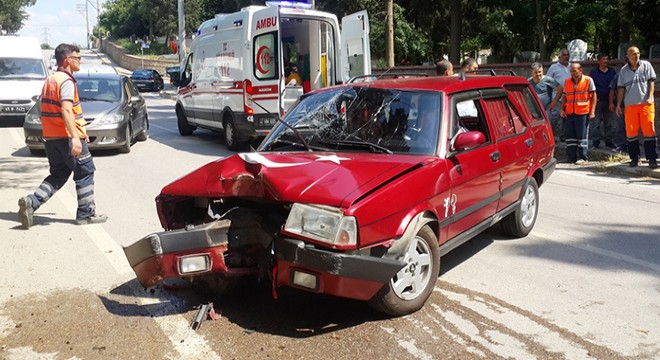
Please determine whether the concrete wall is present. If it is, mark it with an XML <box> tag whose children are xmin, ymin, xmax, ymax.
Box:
<box><xmin>101</xmin><ymin>40</ymin><xmax>178</xmax><ymax>75</ymax></box>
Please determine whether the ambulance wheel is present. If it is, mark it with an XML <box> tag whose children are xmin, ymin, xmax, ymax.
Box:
<box><xmin>176</xmin><ymin>106</ymin><xmax>196</xmax><ymax>136</ymax></box>
<box><xmin>223</xmin><ymin>118</ymin><xmax>244</xmax><ymax>151</ymax></box>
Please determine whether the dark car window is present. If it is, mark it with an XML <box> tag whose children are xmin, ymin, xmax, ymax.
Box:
<box><xmin>126</xmin><ymin>79</ymin><xmax>140</xmax><ymax>97</ymax></box>
<box><xmin>454</xmin><ymin>98</ymin><xmax>491</xmax><ymax>143</ymax></box>
<box><xmin>77</xmin><ymin>78</ymin><xmax>122</xmax><ymax>102</ymax></box>
<box><xmin>132</xmin><ymin>69</ymin><xmax>153</xmax><ymax>77</ymax></box>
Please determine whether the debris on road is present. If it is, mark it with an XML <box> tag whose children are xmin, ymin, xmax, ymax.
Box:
<box><xmin>190</xmin><ymin>303</ymin><xmax>219</xmax><ymax>330</ymax></box>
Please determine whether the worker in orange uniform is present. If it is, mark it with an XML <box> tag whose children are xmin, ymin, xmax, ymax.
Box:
<box><xmin>560</xmin><ymin>63</ymin><xmax>597</xmax><ymax>164</ymax></box>
<box><xmin>615</xmin><ymin>46</ymin><xmax>657</xmax><ymax>168</ymax></box>
<box><xmin>17</xmin><ymin>43</ymin><xmax>107</xmax><ymax>229</ymax></box>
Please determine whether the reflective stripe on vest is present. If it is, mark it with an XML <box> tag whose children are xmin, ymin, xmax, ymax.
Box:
<box><xmin>41</xmin><ymin>71</ymin><xmax>86</xmax><ymax>138</ymax></box>
<box><xmin>564</xmin><ymin>75</ymin><xmax>593</xmax><ymax>115</ymax></box>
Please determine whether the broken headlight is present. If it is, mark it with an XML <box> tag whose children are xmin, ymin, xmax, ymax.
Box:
<box><xmin>284</xmin><ymin>203</ymin><xmax>357</xmax><ymax>247</ymax></box>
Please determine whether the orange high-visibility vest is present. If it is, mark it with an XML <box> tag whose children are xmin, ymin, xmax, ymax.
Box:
<box><xmin>41</xmin><ymin>71</ymin><xmax>86</xmax><ymax>138</ymax></box>
<box><xmin>563</xmin><ymin>75</ymin><xmax>593</xmax><ymax>115</ymax></box>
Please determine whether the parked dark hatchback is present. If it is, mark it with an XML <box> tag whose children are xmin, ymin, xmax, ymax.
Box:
<box><xmin>24</xmin><ymin>73</ymin><xmax>149</xmax><ymax>154</ymax></box>
<box><xmin>130</xmin><ymin>68</ymin><xmax>164</xmax><ymax>92</ymax></box>
<box><xmin>122</xmin><ymin>72</ymin><xmax>556</xmax><ymax>316</ymax></box>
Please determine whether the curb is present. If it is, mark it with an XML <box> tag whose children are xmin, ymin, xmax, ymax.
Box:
<box><xmin>554</xmin><ymin>144</ymin><xmax>660</xmax><ymax>180</ymax></box>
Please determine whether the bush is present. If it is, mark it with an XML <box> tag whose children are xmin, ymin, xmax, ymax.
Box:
<box><xmin>115</xmin><ymin>38</ymin><xmax>173</xmax><ymax>56</ymax></box>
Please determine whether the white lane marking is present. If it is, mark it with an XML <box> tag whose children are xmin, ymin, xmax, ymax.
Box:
<box><xmin>434</xmin><ymin>290</ymin><xmax>595</xmax><ymax>359</ymax></box>
<box><xmin>4</xmin><ymin>347</ymin><xmax>58</xmax><ymax>360</ymax></box>
<box><xmin>553</xmin><ymin>168</ymin><xmax>660</xmax><ymax>189</ymax></box>
<box><xmin>430</xmin><ymin>304</ymin><xmax>535</xmax><ymax>359</ymax></box>
<box><xmin>380</xmin><ymin>326</ymin><xmax>433</xmax><ymax>360</ymax></box>
<box><xmin>533</xmin><ymin>231</ymin><xmax>660</xmax><ymax>273</ymax></box>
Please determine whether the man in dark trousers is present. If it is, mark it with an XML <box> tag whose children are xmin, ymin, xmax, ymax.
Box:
<box><xmin>588</xmin><ymin>53</ymin><xmax>617</xmax><ymax>148</ymax></box>
<box><xmin>560</xmin><ymin>63</ymin><xmax>597</xmax><ymax>164</ymax></box>
<box><xmin>17</xmin><ymin>43</ymin><xmax>107</xmax><ymax>229</ymax></box>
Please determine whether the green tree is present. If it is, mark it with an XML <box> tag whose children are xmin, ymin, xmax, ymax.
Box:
<box><xmin>0</xmin><ymin>0</ymin><xmax>36</xmax><ymax>34</ymax></box>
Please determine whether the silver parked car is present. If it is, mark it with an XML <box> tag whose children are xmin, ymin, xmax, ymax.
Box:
<box><xmin>24</xmin><ymin>73</ymin><xmax>149</xmax><ymax>154</ymax></box>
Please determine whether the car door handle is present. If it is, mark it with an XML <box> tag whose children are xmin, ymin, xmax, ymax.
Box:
<box><xmin>490</xmin><ymin>151</ymin><xmax>501</xmax><ymax>162</ymax></box>
<box><xmin>525</xmin><ymin>138</ymin><xmax>534</xmax><ymax>148</ymax></box>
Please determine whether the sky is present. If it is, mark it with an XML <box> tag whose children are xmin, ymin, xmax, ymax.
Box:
<box><xmin>17</xmin><ymin>0</ymin><xmax>108</xmax><ymax>49</ymax></box>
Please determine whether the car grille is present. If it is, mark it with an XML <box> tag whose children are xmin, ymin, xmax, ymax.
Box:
<box><xmin>0</xmin><ymin>99</ymin><xmax>32</xmax><ymax>105</ymax></box>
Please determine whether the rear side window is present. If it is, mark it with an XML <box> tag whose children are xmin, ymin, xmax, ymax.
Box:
<box><xmin>507</xmin><ymin>85</ymin><xmax>545</xmax><ymax>123</ymax></box>
<box><xmin>254</xmin><ymin>32</ymin><xmax>278</xmax><ymax>80</ymax></box>
<box><xmin>481</xmin><ymin>97</ymin><xmax>526</xmax><ymax>140</ymax></box>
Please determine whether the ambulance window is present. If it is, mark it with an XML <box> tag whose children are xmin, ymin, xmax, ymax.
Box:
<box><xmin>254</xmin><ymin>32</ymin><xmax>278</xmax><ymax>80</ymax></box>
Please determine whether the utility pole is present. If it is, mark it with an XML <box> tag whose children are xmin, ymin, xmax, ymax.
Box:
<box><xmin>41</xmin><ymin>27</ymin><xmax>51</xmax><ymax>47</ymax></box>
<box><xmin>97</xmin><ymin>0</ymin><xmax>101</xmax><ymax>49</ymax></box>
<box><xmin>387</xmin><ymin>0</ymin><xmax>394</xmax><ymax>67</ymax></box>
<box><xmin>178</xmin><ymin>0</ymin><xmax>186</xmax><ymax>68</ymax></box>
<box><xmin>76</xmin><ymin>2</ymin><xmax>90</xmax><ymax>49</ymax></box>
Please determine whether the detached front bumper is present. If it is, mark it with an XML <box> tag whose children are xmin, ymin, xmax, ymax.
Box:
<box><xmin>275</xmin><ymin>237</ymin><xmax>405</xmax><ymax>301</ymax></box>
<box><xmin>123</xmin><ymin>220</ymin><xmax>232</xmax><ymax>287</ymax></box>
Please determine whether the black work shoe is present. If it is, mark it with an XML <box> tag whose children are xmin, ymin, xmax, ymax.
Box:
<box><xmin>75</xmin><ymin>214</ymin><xmax>108</xmax><ymax>225</ymax></box>
<box><xmin>605</xmin><ymin>141</ymin><xmax>616</xmax><ymax>148</ymax></box>
<box><xmin>629</xmin><ymin>160</ymin><xmax>639</xmax><ymax>168</ymax></box>
<box><xmin>18</xmin><ymin>196</ymin><xmax>34</xmax><ymax>229</ymax></box>
<box><xmin>650</xmin><ymin>160</ymin><xmax>658</xmax><ymax>169</ymax></box>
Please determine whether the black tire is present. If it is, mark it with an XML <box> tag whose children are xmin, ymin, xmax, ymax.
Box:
<box><xmin>176</xmin><ymin>106</ymin><xmax>196</xmax><ymax>136</ymax></box>
<box><xmin>223</xmin><ymin>117</ymin><xmax>244</xmax><ymax>151</ymax></box>
<box><xmin>501</xmin><ymin>178</ymin><xmax>539</xmax><ymax>237</ymax></box>
<box><xmin>368</xmin><ymin>225</ymin><xmax>440</xmax><ymax>316</ymax></box>
<box><xmin>136</xmin><ymin>116</ymin><xmax>149</xmax><ymax>141</ymax></box>
<box><xmin>28</xmin><ymin>148</ymin><xmax>44</xmax><ymax>155</ymax></box>
<box><xmin>118</xmin><ymin>125</ymin><xmax>132</xmax><ymax>153</ymax></box>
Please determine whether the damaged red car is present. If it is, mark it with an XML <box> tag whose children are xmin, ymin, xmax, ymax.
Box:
<box><xmin>123</xmin><ymin>73</ymin><xmax>556</xmax><ymax>316</ymax></box>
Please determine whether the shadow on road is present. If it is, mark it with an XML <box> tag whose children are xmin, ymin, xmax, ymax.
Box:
<box><xmin>101</xmin><ymin>277</ymin><xmax>387</xmax><ymax>338</ymax></box>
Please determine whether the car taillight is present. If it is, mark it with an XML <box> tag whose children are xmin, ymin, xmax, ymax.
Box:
<box><xmin>243</xmin><ymin>79</ymin><xmax>253</xmax><ymax>115</ymax></box>
<box><xmin>149</xmin><ymin>77</ymin><xmax>155</xmax><ymax>82</ymax></box>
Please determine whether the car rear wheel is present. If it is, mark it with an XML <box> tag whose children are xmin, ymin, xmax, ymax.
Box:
<box><xmin>136</xmin><ymin>116</ymin><xmax>149</xmax><ymax>141</ymax></box>
<box><xmin>28</xmin><ymin>148</ymin><xmax>44</xmax><ymax>156</ymax></box>
<box><xmin>118</xmin><ymin>125</ymin><xmax>132</xmax><ymax>153</ymax></box>
<box><xmin>176</xmin><ymin>106</ymin><xmax>196</xmax><ymax>136</ymax></box>
<box><xmin>369</xmin><ymin>225</ymin><xmax>440</xmax><ymax>316</ymax></box>
<box><xmin>501</xmin><ymin>178</ymin><xmax>539</xmax><ymax>237</ymax></box>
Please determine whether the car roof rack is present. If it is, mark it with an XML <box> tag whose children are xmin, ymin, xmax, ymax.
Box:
<box><xmin>347</xmin><ymin>73</ymin><xmax>429</xmax><ymax>84</ymax></box>
<box><xmin>459</xmin><ymin>69</ymin><xmax>517</xmax><ymax>80</ymax></box>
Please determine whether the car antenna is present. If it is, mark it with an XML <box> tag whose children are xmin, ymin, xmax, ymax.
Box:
<box><xmin>248</xmin><ymin>98</ymin><xmax>312</xmax><ymax>152</ymax></box>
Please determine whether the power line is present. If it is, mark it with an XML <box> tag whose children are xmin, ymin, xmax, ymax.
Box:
<box><xmin>41</xmin><ymin>27</ymin><xmax>50</xmax><ymax>45</ymax></box>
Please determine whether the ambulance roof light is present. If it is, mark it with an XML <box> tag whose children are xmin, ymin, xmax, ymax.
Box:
<box><xmin>265</xmin><ymin>1</ymin><xmax>314</xmax><ymax>10</ymax></box>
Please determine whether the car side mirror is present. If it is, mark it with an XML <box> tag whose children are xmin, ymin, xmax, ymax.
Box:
<box><xmin>130</xmin><ymin>95</ymin><xmax>142</xmax><ymax>103</ymax></box>
<box><xmin>452</xmin><ymin>130</ymin><xmax>486</xmax><ymax>151</ymax></box>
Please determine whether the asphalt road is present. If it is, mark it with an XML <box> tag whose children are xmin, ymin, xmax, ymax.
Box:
<box><xmin>1</xmin><ymin>79</ymin><xmax>659</xmax><ymax>359</ymax></box>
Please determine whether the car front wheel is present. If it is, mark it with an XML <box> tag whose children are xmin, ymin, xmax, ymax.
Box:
<box><xmin>369</xmin><ymin>225</ymin><xmax>440</xmax><ymax>316</ymax></box>
<box><xmin>118</xmin><ymin>125</ymin><xmax>132</xmax><ymax>153</ymax></box>
<box><xmin>501</xmin><ymin>178</ymin><xmax>539</xmax><ymax>237</ymax></box>
<box><xmin>136</xmin><ymin>116</ymin><xmax>149</xmax><ymax>141</ymax></box>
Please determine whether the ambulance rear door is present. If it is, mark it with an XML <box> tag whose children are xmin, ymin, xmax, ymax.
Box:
<box><xmin>249</xmin><ymin>5</ymin><xmax>281</xmax><ymax>122</ymax></box>
<box><xmin>340</xmin><ymin>10</ymin><xmax>371</xmax><ymax>84</ymax></box>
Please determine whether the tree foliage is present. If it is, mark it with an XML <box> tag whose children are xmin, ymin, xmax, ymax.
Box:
<box><xmin>0</xmin><ymin>0</ymin><xmax>36</xmax><ymax>34</ymax></box>
<box><xmin>94</xmin><ymin>0</ymin><xmax>658</xmax><ymax>62</ymax></box>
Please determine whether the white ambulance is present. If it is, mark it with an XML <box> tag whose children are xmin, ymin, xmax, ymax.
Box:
<box><xmin>175</xmin><ymin>0</ymin><xmax>371</xmax><ymax>150</ymax></box>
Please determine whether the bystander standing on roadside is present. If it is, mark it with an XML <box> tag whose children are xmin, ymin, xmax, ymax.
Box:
<box><xmin>546</xmin><ymin>48</ymin><xmax>571</xmax><ymax>142</ymax></box>
<box><xmin>436</xmin><ymin>59</ymin><xmax>453</xmax><ymax>76</ymax></box>
<box><xmin>588</xmin><ymin>53</ymin><xmax>617</xmax><ymax>149</ymax></box>
<box><xmin>459</xmin><ymin>58</ymin><xmax>478</xmax><ymax>73</ymax></box>
<box><xmin>615</xmin><ymin>46</ymin><xmax>657</xmax><ymax>168</ymax></box>
<box><xmin>560</xmin><ymin>63</ymin><xmax>597</xmax><ymax>164</ymax></box>
<box><xmin>608</xmin><ymin>72</ymin><xmax>627</xmax><ymax>152</ymax></box>
<box><xmin>528</xmin><ymin>62</ymin><xmax>563</xmax><ymax>119</ymax></box>
<box><xmin>17</xmin><ymin>43</ymin><xmax>108</xmax><ymax>229</ymax></box>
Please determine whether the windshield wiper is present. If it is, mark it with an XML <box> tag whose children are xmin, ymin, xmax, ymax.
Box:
<box><xmin>262</xmin><ymin>138</ymin><xmax>327</xmax><ymax>151</ymax></box>
<box><xmin>327</xmin><ymin>140</ymin><xmax>393</xmax><ymax>154</ymax></box>
<box><xmin>248</xmin><ymin>98</ymin><xmax>312</xmax><ymax>152</ymax></box>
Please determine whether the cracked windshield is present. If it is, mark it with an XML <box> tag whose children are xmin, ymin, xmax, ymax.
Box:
<box><xmin>259</xmin><ymin>86</ymin><xmax>442</xmax><ymax>155</ymax></box>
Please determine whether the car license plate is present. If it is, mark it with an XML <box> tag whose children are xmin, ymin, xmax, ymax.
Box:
<box><xmin>258</xmin><ymin>118</ymin><xmax>277</xmax><ymax>127</ymax></box>
<box><xmin>1</xmin><ymin>106</ymin><xmax>28</xmax><ymax>113</ymax></box>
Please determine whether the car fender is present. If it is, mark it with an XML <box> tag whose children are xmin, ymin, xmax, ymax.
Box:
<box><xmin>384</xmin><ymin>210</ymin><xmax>438</xmax><ymax>260</ymax></box>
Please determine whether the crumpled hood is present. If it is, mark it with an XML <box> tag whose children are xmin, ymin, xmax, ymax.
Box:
<box><xmin>0</xmin><ymin>79</ymin><xmax>43</xmax><ymax>101</ymax></box>
<box><xmin>161</xmin><ymin>152</ymin><xmax>435</xmax><ymax>208</ymax></box>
